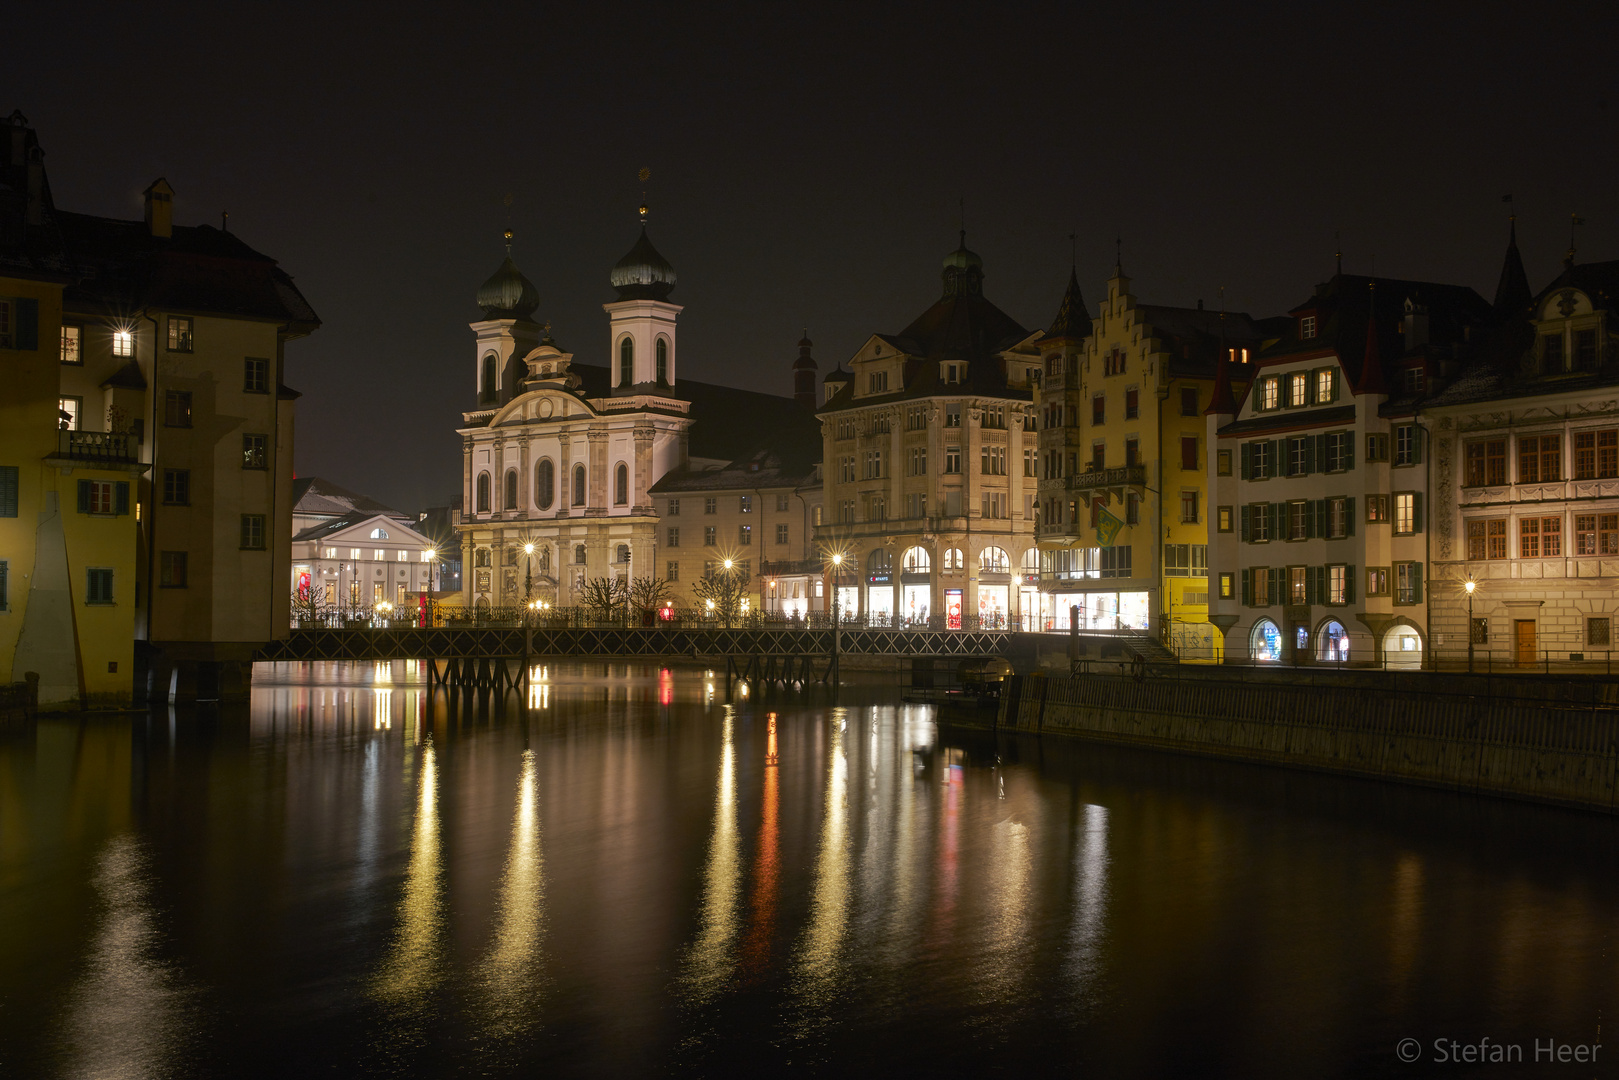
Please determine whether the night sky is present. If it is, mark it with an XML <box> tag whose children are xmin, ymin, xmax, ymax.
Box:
<box><xmin>11</xmin><ymin>4</ymin><xmax>1617</xmax><ymax>514</ymax></box>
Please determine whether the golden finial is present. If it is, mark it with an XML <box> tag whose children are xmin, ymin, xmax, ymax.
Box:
<box><xmin>503</xmin><ymin>228</ymin><xmax>513</xmax><ymax>253</ymax></box>
<box><xmin>638</xmin><ymin>167</ymin><xmax>651</xmax><ymax>223</ymax></box>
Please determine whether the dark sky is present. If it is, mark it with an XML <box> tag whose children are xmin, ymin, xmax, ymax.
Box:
<box><xmin>10</xmin><ymin>3</ymin><xmax>1617</xmax><ymax>513</ymax></box>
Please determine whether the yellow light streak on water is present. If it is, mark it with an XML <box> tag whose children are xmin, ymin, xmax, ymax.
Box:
<box><xmin>373</xmin><ymin>739</ymin><xmax>442</xmax><ymax>1003</ymax></box>
<box><xmin>794</xmin><ymin>707</ymin><xmax>849</xmax><ymax>1006</ymax></box>
<box><xmin>479</xmin><ymin>749</ymin><xmax>546</xmax><ymax>1034</ymax></box>
<box><xmin>683</xmin><ymin>707</ymin><xmax>740</xmax><ymax>1000</ymax></box>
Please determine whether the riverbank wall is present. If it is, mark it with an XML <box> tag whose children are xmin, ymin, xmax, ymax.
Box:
<box><xmin>998</xmin><ymin>667</ymin><xmax>1619</xmax><ymax>814</ymax></box>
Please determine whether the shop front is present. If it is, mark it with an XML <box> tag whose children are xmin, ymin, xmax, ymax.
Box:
<box><xmin>1040</xmin><ymin>589</ymin><xmax>1151</xmax><ymax>631</ymax></box>
<box><xmin>944</xmin><ymin>588</ymin><xmax>964</xmax><ymax>629</ymax></box>
<box><xmin>900</xmin><ymin>577</ymin><xmax>931</xmax><ymax>626</ymax></box>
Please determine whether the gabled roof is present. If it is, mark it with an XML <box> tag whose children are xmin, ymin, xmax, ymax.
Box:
<box><xmin>293</xmin><ymin>476</ymin><xmax>412</xmax><ymax>522</ymax></box>
<box><xmin>1046</xmin><ymin>269</ymin><xmax>1090</xmax><ymax>341</ymax></box>
<box><xmin>649</xmin><ymin>446</ymin><xmax>819</xmax><ymax>495</ymax></box>
<box><xmin>293</xmin><ymin>510</ymin><xmax>434</xmax><ymax>546</ymax></box>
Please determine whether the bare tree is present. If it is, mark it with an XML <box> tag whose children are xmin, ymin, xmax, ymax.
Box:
<box><xmin>692</xmin><ymin>566</ymin><xmax>752</xmax><ymax>627</ymax></box>
<box><xmin>628</xmin><ymin>575</ymin><xmax>675</xmax><ymax>623</ymax></box>
<box><xmin>291</xmin><ymin>587</ymin><xmax>335</xmax><ymax>629</ymax></box>
<box><xmin>579</xmin><ymin>576</ymin><xmax>628</xmax><ymax>621</ymax></box>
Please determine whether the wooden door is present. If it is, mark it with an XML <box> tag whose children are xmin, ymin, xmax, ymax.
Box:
<box><xmin>1514</xmin><ymin>620</ymin><xmax>1537</xmax><ymax>666</ymax></box>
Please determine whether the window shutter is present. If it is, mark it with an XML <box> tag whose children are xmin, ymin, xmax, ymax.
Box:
<box><xmin>1303</xmin><ymin>435</ymin><xmax>1317</xmax><ymax>475</ymax></box>
<box><xmin>1241</xmin><ymin>442</ymin><xmax>1252</xmax><ymax>480</ymax></box>
<box><xmin>1241</xmin><ymin>568</ymin><xmax>1252</xmax><ymax>606</ymax></box>
<box><xmin>77</xmin><ymin>479</ymin><xmax>90</xmax><ymax>513</ymax></box>
<box><xmin>1267</xmin><ymin>502</ymin><xmax>1279</xmax><ymax>538</ymax></box>
<box><xmin>1412</xmin><ymin>427</ymin><xmax>1424</xmax><ymax>464</ymax></box>
<box><xmin>1240</xmin><ymin>504</ymin><xmax>1252</xmax><ymax>541</ymax></box>
<box><xmin>0</xmin><ymin>465</ymin><xmax>17</xmax><ymax>517</ymax></box>
<box><xmin>1413</xmin><ymin>492</ymin><xmax>1424</xmax><ymax>533</ymax></box>
<box><xmin>1343</xmin><ymin>434</ymin><xmax>1355</xmax><ymax>470</ymax></box>
<box><xmin>1273</xmin><ymin>439</ymin><xmax>1287</xmax><ymax>476</ymax></box>
<box><xmin>1330</xmin><ymin>370</ymin><xmax>1340</xmax><ymax>402</ymax></box>
<box><xmin>1411</xmin><ymin>563</ymin><xmax>1423</xmax><ymax>603</ymax></box>
<box><xmin>1268</xmin><ymin>567</ymin><xmax>1282</xmax><ymax>605</ymax></box>
<box><xmin>16</xmin><ymin>298</ymin><xmax>38</xmax><ymax>350</ymax></box>
<box><xmin>1345</xmin><ymin>496</ymin><xmax>1356</xmax><ymax>536</ymax></box>
<box><xmin>1345</xmin><ymin>564</ymin><xmax>1357</xmax><ymax>604</ymax></box>
<box><xmin>1312</xmin><ymin>500</ymin><xmax>1325</xmax><ymax>539</ymax></box>
<box><xmin>114</xmin><ymin>481</ymin><xmax>129</xmax><ymax>515</ymax></box>
<box><xmin>1305</xmin><ymin>565</ymin><xmax>1318</xmax><ymax>606</ymax></box>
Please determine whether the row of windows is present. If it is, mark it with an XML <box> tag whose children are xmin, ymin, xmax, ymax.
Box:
<box><xmin>1233</xmin><ymin>562</ymin><xmax>1420</xmax><ymax>606</ymax></box>
<box><xmin>1254</xmin><ymin>369</ymin><xmax>1339</xmax><ymax>412</ymax></box>
<box><xmin>1463</xmin><ymin>431</ymin><xmax>1619</xmax><ymax>486</ymax></box>
<box><xmin>834</xmin><ymin>401</ymin><xmax>1029</xmax><ymax>438</ymax></box>
<box><xmin>615</xmin><ymin>336</ymin><xmax>671</xmax><ymax>386</ymax></box>
<box><xmin>1237</xmin><ymin>494</ymin><xmax>1415</xmax><ymax>540</ymax></box>
<box><xmin>665</xmin><ymin>495</ymin><xmax>792</xmax><ymax>515</ymax></box>
<box><xmin>475</xmin><ymin>462</ymin><xmax>630</xmax><ymax>514</ymax></box>
<box><xmin>319</xmin><ymin>546</ymin><xmax>435</xmax><ymax>562</ymax></box>
<box><xmin>1465</xmin><ymin>514</ymin><xmax>1619</xmax><ymax>559</ymax></box>
<box><xmin>666</xmin><ymin>524</ymin><xmax>792</xmax><ymax>547</ymax></box>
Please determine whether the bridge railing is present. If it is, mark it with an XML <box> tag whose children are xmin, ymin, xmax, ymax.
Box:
<box><xmin>294</xmin><ymin>605</ymin><xmax>1014</xmax><ymax>633</ymax></box>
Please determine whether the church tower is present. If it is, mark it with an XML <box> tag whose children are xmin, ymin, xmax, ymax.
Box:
<box><xmin>603</xmin><ymin>205</ymin><xmax>681</xmax><ymax>393</ymax></box>
<box><xmin>470</xmin><ymin>230</ymin><xmax>541</xmax><ymax>406</ymax></box>
<box><xmin>792</xmin><ymin>331</ymin><xmax>817</xmax><ymax>408</ymax></box>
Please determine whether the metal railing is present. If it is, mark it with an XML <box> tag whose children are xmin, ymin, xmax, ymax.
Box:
<box><xmin>292</xmin><ymin>605</ymin><xmax>1015</xmax><ymax>633</ymax></box>
<box><xmin>56</xmin><ymin>429</ymin><xmax>139</xmax><ymax>464</ymax></box>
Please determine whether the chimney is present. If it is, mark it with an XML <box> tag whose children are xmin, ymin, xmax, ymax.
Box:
<box><xmin>144</xmin><ymin>178</ymin><xmax>174</xmax><ymax>239</ymax></box>
<box><xmin>1403</xmin><ymin>299</ymin><xmax>1429</xmax><ymax>350</ymax></box>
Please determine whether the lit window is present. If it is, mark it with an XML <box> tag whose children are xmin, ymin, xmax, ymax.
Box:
<box><xmin>1315</xmin><ymin>369</ymin><xmax>1334</xmax><ymax>403</ymax></box>
<box><xmin>1289</xmin><ymin>372</ymin><xmax>1308</xmax><ymax>407</ymax></box>
<box><xmin>113</xmin><ymin>329</ymin><xmax>134</xmax><ymax>357</ymax></box>
<box><xmin>167</xmin><ymin>316</ymin><xmax>194</xmax><ymax>352</ymax></box>
<box><xmin>61</xmin><ymin>325</ymin><xmax>82</xmax><ymax>365</ymax></box>
<box><xmin>1394</xmin><ymin>493</ymin><xmax>1416</xmax><ymax>534</ymax></box>
<box><xmin>1260</xmin><ymin>377</ymin><xmax>1279</xmax><ymax>410</ymax></box>
<box><xmin>57</xmin><ymin>396</ymin><xmax>81</xmax><ymax>430</ymax></box>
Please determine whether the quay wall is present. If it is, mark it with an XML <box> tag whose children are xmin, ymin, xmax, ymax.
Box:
<box><xmin>998</xmin><ymin>669</ymin><xmax>1619</xmax><ymax>814</ymax></box>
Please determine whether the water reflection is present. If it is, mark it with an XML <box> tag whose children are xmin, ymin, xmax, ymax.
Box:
<box><xmin>794</xmin><ymin>706</ymin><xmax>850</xmax><ymax>1007</ymax></box>
<box><xmin>684</xmin><ymin>707</ymin><xmax>741</xmax><ymax>1000</ymax></box>
<box><xmin>1066</xmin><ymin>802</ymin><xmax>1110</xmax><ymax>1002</ymax></box>
<box><xmin>479</xmin><ymin>749</ymin><xmax>547</xmax><ymax>1034</ymax></box>
<box><xmin>740</xmin><ymin>713</ymin><xmax>781</xmax><ymax>977</ymax></box>
<box><xmin>374</xmin><ymin>737</ymin><xmax>442</xmax><ymax>1003</ymax></box>
<box><xmin>66</xmin><ymin>835</ymin><xmax>187</xmax><ymax>1079</ymax></box>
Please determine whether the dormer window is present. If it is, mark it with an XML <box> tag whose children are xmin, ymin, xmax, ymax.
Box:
<box><xmin>868</xmin><ymin>371</ymin><xmax>888</xmax><ymax>393</ymax></box>
<box><xmin>942</xmin><ymin>362</ymin><xmax>961</xmax><ymax>384</ymax></box>
<box><xmin>1542</xmin><ymin>333</ymin><xmax>1565</xmax><ymax>373</ymax></box>
<box><xmin>1300</xmin><ymin>315</ymin><xmax>1317</xmax><ymax>339</ymax></box>
<box><xmin>1403</xmin><ymin>367</ymin><xmax>1425</xmax><ymax>394</ymax></box>
<box><xmin>1575</xmin><ymin>328</ymin><xmax>1599</xmax><ymax>371</ymax></box>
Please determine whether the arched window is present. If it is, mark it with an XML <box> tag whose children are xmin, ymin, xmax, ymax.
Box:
<box><xmin>474</xmin><ymin>548</ymin><xmax>491</xmax><ymax>568</ymax></box>
<box><xmin>615</xmin><ymin>463</ymin><xmax>628</xmax><ymax>505</ymax></box>
<box><xmin>574</xmin><ymin>544</ymin><xmax>587</xmax><ymax>565</ymax></box>
<box><xmin>1021</xmin><ymin>548</ymin><xmax>1040</xmax><ymax>573</ymax></box>
<box><xmin>535</xmin><ymin>459</ymin><xmax>555</xmax><ymax>510</ymax></box>
<box><xmin>868</xmin><ymin>548</ymin><xmax>892</xmax><ymax>572</ymax></box>
<box><xmin>943</xmin><ymin>547</ymin><xmax>963</xmax><ymax>571</ymax></box>
<box><xmin>979</xmin><ymin>547</ymin><xmax>1010</xmax><ymax>573</ymax></box>
<box><xmin>619</xmin><ymin>337</ymin><xmax>634</xmax><ymax>386</ymax></box>
<box><xmin>573</xmin><ymin>464</ymin><xmax>586</xmax><ymax>506</ymax></box>
<box><xmin>503</xmin><ymin>469</ymin><xmax>518</xmax><ymax>510</ymax></box>
<box><xmin>369</xmin><ymin>527</ymin><xmax>390</xmax><ymax>539</ymax></box>
<box><xmin>656</xmin><ymin>337</ymin><xmax>669</xmax><ymax>383</ymax></box>
<box><xmin>901</xmin><ymin>546</ymin><xmax>931</xmax><ymax>573</ymax></box>
<box><xmin>616</xmin><ymin>543</ymin><xmax>630</xmax><ymax>564</ymax></box>
<box><xmin>476</xmin><ymin>472</ymin><xmax>491</xmax><ymax>513</ymax></box>
<box><xmin>1251</xmin><ymin>619</ymin><xmax>1282</xmax><ymax>662</ymax></box>
<box><xmin>481</xmin><ymin>353</ymin><xmax>496</xmax><ymax>402</ymax></box>
<box><xmin>1318</xmin><ymin>620</ymin><xmax>1350</xmax><ymax>663</ymax></box>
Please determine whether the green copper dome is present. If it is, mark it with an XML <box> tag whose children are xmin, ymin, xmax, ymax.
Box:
<box><xmin>942</xmin><ymin>231</ymin><xmax>983</xmax><ymax>272</ymax></box>
<box><xmin>610</xmin><ymin>227</ymin><xmax>677</xmax><ymax>301</ymax></box>
<box><xmin>477</xmin><ymin>233</ymin><xmax>540</xmax><ymax>319</ymax></box>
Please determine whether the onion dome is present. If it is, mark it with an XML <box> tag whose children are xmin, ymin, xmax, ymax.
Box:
<box><xmin>610</xmin><ymin>226</ymin><xmax>677</xmax><ymax>300</ymax></box>
<box><xmin>942</xmin><ymin>230</ymin><xmax>983</xmax><ymax>272</ymax></box>
<box><xmin>477</xmin><ymin>230</ymin><xmax>539</xmax><ymax>319</ymax></box>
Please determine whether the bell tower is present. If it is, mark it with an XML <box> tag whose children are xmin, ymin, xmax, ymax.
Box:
<box><xmin>471</xmin><ymin>230</ymin><xmax>541</xmax><ymax>406</ymax></box>
<box><xmin>604</xmin><ymin>203</ymin><xmax>681</xmax><ymax>393</ymax></box>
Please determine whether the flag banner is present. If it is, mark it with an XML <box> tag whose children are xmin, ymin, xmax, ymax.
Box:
<box><xmin>1097</xmin><ymin>506</ymin><xmax>1123</xmax><ymax>547</ymax></box>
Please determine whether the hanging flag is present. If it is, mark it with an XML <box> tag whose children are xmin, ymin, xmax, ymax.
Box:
<box><xmin>1096</xmin><ymin>505</ymin><xmax>1123</xmax><ymax>547</ymax></box>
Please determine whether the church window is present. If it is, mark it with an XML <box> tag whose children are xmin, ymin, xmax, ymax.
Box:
<box><xmin>476</xmin><ymin>472</ymin><xmax>491</xmax><ymax>513</ymax></box>
<box><xmin>481</xmin><ymin>354</ymin><xmax>497</xmax><ymax>403</ymax></box>
<box><xmin>615</xmin><ymin>463</ymin><xmax>628</xmax><ymax>505</ymax></box>
<box><xmin>536</xmin><ymin>459</ymin><xmax>555</xmax><ymax>510</ymax></box>
<box><xmin>619</xmin><ymin>337</ymin><xmax>634</xmax><ymax>386</ymax></box>
<box><xmin>573</xmin><ymin>464</ymin><xmax>586</xmax><ymax>506</ymax></box>
<box><xmin>504</xmin><ymin>469</ymin><xmax>518</xmax><ymax>510</ymax></box>
<box><xmin>475</xmin><ymin>549</ymin><xmax>491</xmax><ymax>568</ymax></box>
<box><xmin>575</xmin><ymin>544</ymin><xmax>587</xmax><ymax>564</ymax></box>
<box><xmin>656</xmin><ymin>337</ymin><xmax>669</xmax><ymax>383</ymax></box>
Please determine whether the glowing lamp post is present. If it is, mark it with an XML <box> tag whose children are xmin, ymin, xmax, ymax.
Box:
<box><xmin>830</xmin><ymin>552</ymin><xmax>843</xmax><ymax>631</ymax></box>
<box><xmin>1465</xmin><ymin>578</ymin><xmax>1476</xmax><ymax>673</ymax></box>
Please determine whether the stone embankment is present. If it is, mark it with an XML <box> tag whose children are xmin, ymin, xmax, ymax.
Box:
<box><xmin>997</xmin><ymin>666</ymin><xmax>1619</xmax><ymax>813</ymax></box>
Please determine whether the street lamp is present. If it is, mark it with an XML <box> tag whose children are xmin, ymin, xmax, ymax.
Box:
<box><xmin>1465</xmin><ymin>578</ymin><xmax>1477</xmax><ymax>673</ymax></box>
<box><xmin>523</xmin><ymin>542</ymin><xmax>536</xmax><ymax>605</ymax></box>
<box><xmin>830</xmin><ymin>552</ymin><xmax>844</xmax><ymax>631</ymax></box>
<box><xmin>422</xmin><ymin>546</ymin><xmax>438</xmax><ymax>627</ymax></box>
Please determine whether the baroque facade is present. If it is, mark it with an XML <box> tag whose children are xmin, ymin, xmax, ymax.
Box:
<box><xmin>815</xmin><ymin>236</ymin><xmax>1041</xmax><ymax>628</ymax></box>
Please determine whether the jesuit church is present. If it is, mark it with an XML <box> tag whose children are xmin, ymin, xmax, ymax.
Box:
<box><xmin>453</xmin><ymin>211</ymin><xmax>819</xmax><ymax>611</ymax></box>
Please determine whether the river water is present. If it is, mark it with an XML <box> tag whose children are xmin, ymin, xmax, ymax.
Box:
<box><xmin>2</xmin><ymin>661</ymin><xmax>1616</xmax><ymax>1078</ymax></box>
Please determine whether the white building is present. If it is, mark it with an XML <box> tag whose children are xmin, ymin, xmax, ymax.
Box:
<box><xmin>291</xmin><ymin>510</ymin><xmax>438</xmax><ymax>618</ymax></box>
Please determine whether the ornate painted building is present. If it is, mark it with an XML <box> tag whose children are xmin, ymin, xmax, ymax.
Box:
<box><xmin>815</xmin><ymin>236</ymin><xmax>1042</xmax><ymax>628</ymax></box>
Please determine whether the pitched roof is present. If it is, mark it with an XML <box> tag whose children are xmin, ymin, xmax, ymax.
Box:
<box><xmin>292</xmin><ymin>509</ymin><xmax>433</xmax><ymax>544</ymax></box>
<box><xmin>293</xmin><ymin>476</ymin><xmax>412</xmax><ymax>522</ymax></box>
<box><xmin>1046</xmin><ymin>269</ymin><xmax>1090</xmax><ymax>340</ymax></box>
<box><xmin>1493</xmin><ymin>219</ymin><xmax>1533</xmax><ymax>318</ymax></box>
<box><xmin>649</xmin><ymin>446</ymin><xmax>818</xmax><ymax>495</ymax></box>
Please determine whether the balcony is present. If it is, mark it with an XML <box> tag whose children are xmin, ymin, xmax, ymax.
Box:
<box><xmin>53</xmin><ymin>430</ymin><xmax>141</xmax><ymax>466</ymax></box>
<box><xmin>1066</xmin><ymin>464</ymin><xmax>1146</xmax><ymax>492</ymax></box>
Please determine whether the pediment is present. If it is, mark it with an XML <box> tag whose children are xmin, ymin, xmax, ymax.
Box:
<box><xmin>490</xmin><ymin>388</ymin><xmax>596</xmax><ymax>425</ymax></box>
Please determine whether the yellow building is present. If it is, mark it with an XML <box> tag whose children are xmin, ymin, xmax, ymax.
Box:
<box><xmin>1034</xmin><ymin>261</ymin><xmax>1270</xmax><ymax>658</ymax></box>
<box><xmin>2</xmin><ymin>117</ymin><xmax>142</xmax><ymax>707</ymax></box>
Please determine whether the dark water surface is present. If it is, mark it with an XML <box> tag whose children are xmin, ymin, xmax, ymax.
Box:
<box><xmin>3</xmin><ymin>662</ymin><xmax>1617</xmax><ymax>1078</ymax></box>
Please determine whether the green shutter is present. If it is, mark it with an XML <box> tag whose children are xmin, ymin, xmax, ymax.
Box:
<box><xmin>1411</xmin><ymin>563</ymin><xmax>1423</xmax><ymax>603</ymax></box>
<box><xmin>1268</xmin><ymin>567</ymin><xmax>1282</xmax><ymax>606</ymax></box>
<box><xmin>16</xmin><ymin>298</ymin><xmax>38</xmax><ymax>350</ymax></box>
<box><xmin>115</xmin><ymin>481</ymin><xmax>129</xmax><ymax>515</ymax></box>
<box><xmin>77</xmin><ymin>479</ymin><xmax>90</xmax><ymax>513</ymax></box>
<box><xmin>1240</xmin><ymin>504</ymin><xmax>1252</xmax><ymax>541</ymax></box>
<box><xmin>1267</xmin><ymin>502</ymin><xmax>1279</xmax><ymax>539</ymax></box>
<box><xmin>1343</xmin><ymin>433</ymin><xmax>1355</xmax><ymax>470</ymax></box>
<box><xmin>1303</xmin><ymin>435</ymin><xmax>1317</xmax><ymax>475</ymax></box>
<box><xmin>1345</xmin><ymin>496</ymin><xmax>1356</xmax><ymax>537</ymax></box>
<box><xmin>1413</xmin><ymin>492</ymin><xmax>1424</xmax><ymax>533</ymax></box>
<box><xmin>1330</xmin><ymin>370</ymin><xmax>1340</xmax><ymax>402</ymax></box>
<box><xmin>1273</xmin><ymin>439</ymin><xmax>1287</xmax><ymax>476</ymax></box>
<box><xmin>1412</xmin><ymin>426</ymin><xmax>1424</xmax><ymax>464</ymax></box>
<box><xmin>0</xmin><ymin>465</ymin><xmax>17</xmax><ymax>517</ymax></box>
<box><xmin>1241</xmin><ymin>568</ymin><xmax>1252</xmax><ymax>606</ymax></box>
<box><xmin>1240</xmin><ymin>442</ymin><xmax>1252</xmax><ymax>480</ymax></box>
<box><xmin>1345</xmin><ymin>564</ymin><xmax>1357</xmax><ymax>604</ymax></box>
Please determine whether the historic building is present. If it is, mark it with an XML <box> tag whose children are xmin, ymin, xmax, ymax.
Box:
<box><xmin>1034</xmin><ymin>260</ymin><xmax>1271</xmax><ymax>655</ymax></box>
<box><xmin>291</xmin><ymin>509</ymin><xmax>438</xmax><ymax>619</ymax></box>
<box><xmin>453</xmin><ymin>218</ymin><xmax>819</xmax><ymax>612</ymax></box>
<box><xmin>1</xmin><ymin>110</ymin><xmax>317</xmax><ymax>706</ymax></box>
<box><xmin>291</xmin><ymin>475</ymin><xmax>413</xmax><ymax>537</ymax></box>
<box><xmin>1425</xmin><ymin>243</ymin><xmax>1619</xmax><ymax>665</ymax></box>
<box><xmin>1207</xmin><ymin>270</ymin><xmax>1492</xmax><ymax>666</ymax></box>
<box><xmin>815</xmin><ymin>236</ymin><xmax>1042</xmax><ymax>628</ymax></box>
